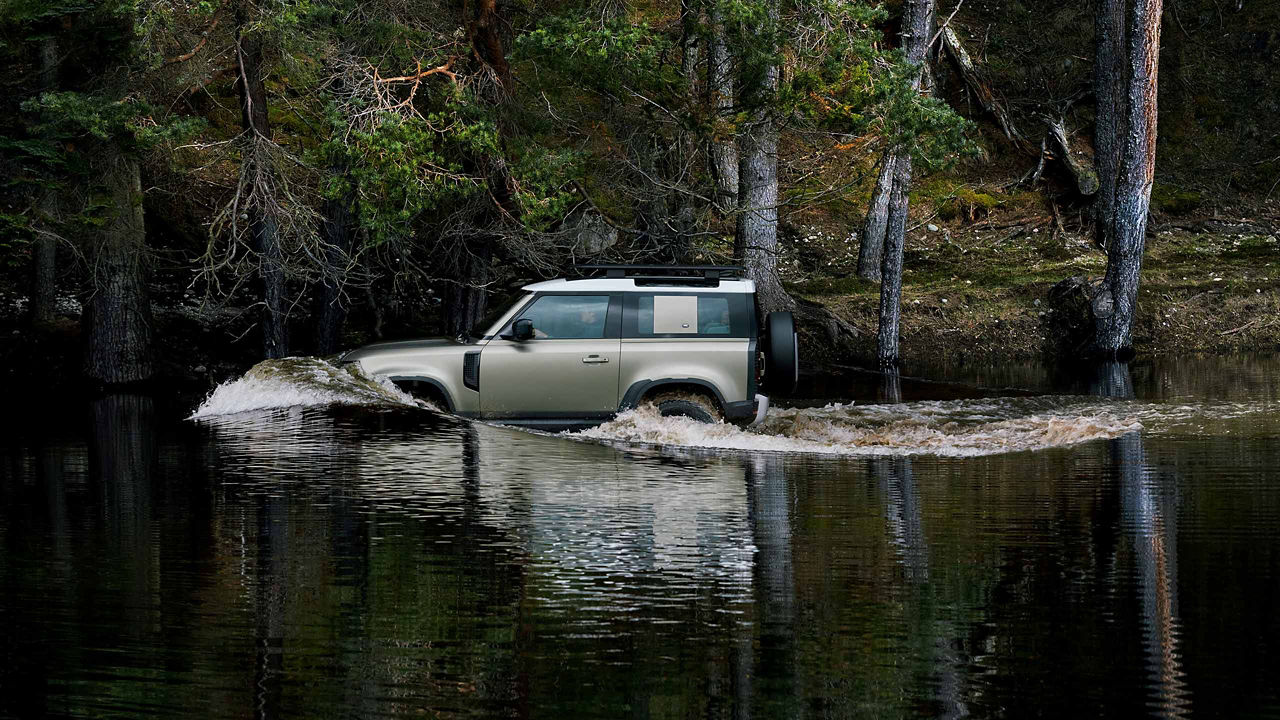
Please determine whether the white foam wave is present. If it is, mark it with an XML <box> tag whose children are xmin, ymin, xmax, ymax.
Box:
<box><xmin>574</xmin><ymin>398</ymin><xmax>1146</xmax><ymax>457</ymax></box>
<box><xmin>189</xmin><ymin>357</ymin><xmax>420</xmax><ymax>420</ymax></box>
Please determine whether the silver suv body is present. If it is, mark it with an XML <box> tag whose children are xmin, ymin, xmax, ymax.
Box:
<box><xmin>340</xmin><ymin>266</ymin><xmax>791</xmax><ymax>427</ymax></box>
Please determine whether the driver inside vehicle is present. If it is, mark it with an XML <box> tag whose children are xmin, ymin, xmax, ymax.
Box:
<box><xmin>525</xmin><ymin>297</ymin><xmax>608</xmax><ymax>339</ymax></box>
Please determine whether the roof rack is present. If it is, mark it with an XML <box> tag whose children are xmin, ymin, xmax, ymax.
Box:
<box><xmin>575</xmin><ymin>264</ymin><xmax>747</xmax><ymax>283</ymax></box>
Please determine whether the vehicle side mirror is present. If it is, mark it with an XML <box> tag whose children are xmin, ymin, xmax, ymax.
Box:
<box><xmin>511</xmin><ymin>318</ymin><xmax>534</xmax><ymax>341</ymax></box>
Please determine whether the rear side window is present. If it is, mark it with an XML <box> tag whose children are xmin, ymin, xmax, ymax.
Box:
<box><xmin>517</xmin><ymin>295</ymin><xmax>610</xmax><ymax>339</ymax></box>
<box><xmin>625</xmin><ymin>293</ymin><xmax>750</xmax><ymax>338</ymax></box>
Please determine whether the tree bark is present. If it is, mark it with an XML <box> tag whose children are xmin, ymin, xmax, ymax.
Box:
<box><xmin>876</xmin><ymin>154</ymin><xmax>912</xmax><ymax>367</ymax></box>
<box><xmin>236</xmin><ymin>3</ymin><xmax>288</xmax><ymax>358</ymax></box>
<box><xmin>708</xmin><ymin>1</ymin><xmax>738</xmax><ymax>211</ymax></box>
<box><xmin>84</xmin><ymin>146</ymin><xmax>154</xmax><ymax>384</ymax></box>
<box><xmin>1092</xmin><ymin>0</ymin><xmax>1162</xmax><ymax>356</ymax></box>
<box><xmin>874</xmin><ymin>0</ymin><xmax>934</xmax><ymax>366</ymax></box>
<box><xmin>312</xmin><ymin>182</ymin><xmax>353</xmax><ymax>355</ymax></box>
<box><xmin>856</xmin><ymin>152</ymin><xmax>896</xmax><ymax>282</ymax></box>
<box><xmin>29</xmin><ymin>35</ymin><xmax>60</xmax><ymax>328</ymax></box>
<box><xmin>734</xmin><ymin>0</ymin><xmax>792</xmax><ymax>314</ymax></box>
<box><xmin>465</xmin><ymin>0</ymin><xmax>514</xmax><ymax>97</ymax></box>
<box><xmin>1093</xmin><ymin>0</ymin><xmax>1128</xmax><ymax>248</ymax></box>
<box><xmin>443</xmin><ymin>241</ymin><xmax>492</xmax><ymax>337</ymax></box>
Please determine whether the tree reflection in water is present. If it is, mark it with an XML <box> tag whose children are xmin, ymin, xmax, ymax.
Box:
<box><xmin>870</xmin><ymin>368</ymin><xmax>967</xmax><ymax>718</ymax></box>
<box><xmin>1093</xmin><ymin>361</ymin><xmax>1190</xmax><ymax>718</ymax></box>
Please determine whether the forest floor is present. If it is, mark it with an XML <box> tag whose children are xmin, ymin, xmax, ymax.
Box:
<box><xmin>785</xmin><ymin>204</ymin><xmax>1280</xmax><ymax>367</ymax></box>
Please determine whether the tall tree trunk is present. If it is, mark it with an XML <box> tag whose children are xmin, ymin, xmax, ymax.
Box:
<box><xmin>876</xmin><ymin>155</ymin><xmax>912</xmax><ymax>366</ymax></box>
<box><xmin>1093</xmin><ymin>0</ymin><xmax>1128</xmax><ymax>248</ymax></box>
<box><xmin>874</xmin><ymin>0</ymin><xmax>934</xmax><ymax>366</ymax></box>
<box><xmin>856</xmin><ymin>152</ymin><xmax>896</xmax><ymax>282</ymax></box>
<box><xmin>29</xmin><ymin>35</ymin><xmax>59</xmax><ymax>328</ymax></box>
<box><xmin>708</xmin><ymin>1</ymin><xmax>738</xmax><ymax>211</ymax></box>
<box><xmin>1092</xmin><ymin>0</ymin><xmax>1162</xmax><ymax>356</ymax></box>
<box><xmin>669</xmin><ymin>0</ymin><xmax>701</xmax><ymax>263</ymax></box>
<box><xmin>84</xmin><ymin>146</ymin><xmax>153</xmax><ymax>383</ymax></box>
<box><xmin>236</xmin><ymin>3</ymin><xmax>288</xmax><ymax>358</ymax></box>
<box><xmin>312</xmin><ymin>182</ymin><xmax>353</xmax><ymax>355</ymax></box>
<box><xmin>444</xmin><ymin>241</ymin><xmax>492</xmax><ymax>337</ymax></box>
<box><xmin>734</xmin><ymin>0</ymin><xmax>793</xmax><ymax>314</ymax></box>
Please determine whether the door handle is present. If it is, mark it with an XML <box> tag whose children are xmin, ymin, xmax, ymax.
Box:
<box><xmin>581</xmin><ymin>355</ymin><xmax>610</xmax><ymax>364</ymax></box>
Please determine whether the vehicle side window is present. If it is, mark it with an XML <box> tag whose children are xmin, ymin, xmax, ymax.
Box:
<box><xmin>697</xmin><ymin>296</ymin><xmax>731</xmax><ymax>334</ymax></box>
<box><xmin>625</xmin><ymin>294</ymin><xmax>749</xmax><ymax>338</ymax></box>
<box><xmin>517</xmin><ymin>295</ymin><xmax>610</xmax><ymax>339</ymax></box>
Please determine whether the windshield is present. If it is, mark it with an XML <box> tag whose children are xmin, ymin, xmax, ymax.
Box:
<box><xmin>467</xmin><ymin>294</ymin><xmax>528</xmax><ymax>340</ymax></box>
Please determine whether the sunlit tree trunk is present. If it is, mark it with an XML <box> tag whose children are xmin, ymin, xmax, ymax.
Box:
<box><xmin>1092</xmin><ymin>0</ymin><xmax>1162</xmax><ymax>356</ymax></box>
<box><xmin>856</xmin><ymin>153</ymin><xmax>896</xmax><ymax>282</ymax></box>
<box><xmin>876</xmin><ymin>155</ymin><xmax>912</xmax><ymax>366</ymax></box>
<box><xmin>84</xmin><ymin>145</ymin><xmax>154</xmax><ymax>383</ymax></box>
<box><xmin>874</xmin><ymin>0</ymin><xmax>934</xmax><ymax>366</ymax></box>
<box><xmin>235</xmin><ymin>2</ymin><xmax>288</xmax><ymax>358</ymax></box>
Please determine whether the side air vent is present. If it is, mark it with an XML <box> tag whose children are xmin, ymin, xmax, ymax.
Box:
<box><xmin>463</xmin><ymin>351</ymin><xmax>481</xmax><ymax>391</ymax></box>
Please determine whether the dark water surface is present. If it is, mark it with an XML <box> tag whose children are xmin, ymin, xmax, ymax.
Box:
<box><xmin>3</xmin><ymin>356</ymin><xmax>1280</xmax><ymax>718</ymax></box>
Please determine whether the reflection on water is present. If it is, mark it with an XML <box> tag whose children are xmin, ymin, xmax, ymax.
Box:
<box><xmin>1094</xmin><ymin>362</ymin><xmax>1190</xmax><ymax>718</ymax></box>
<box><xmin>3</xmin><ymin>356</ymin><xmax>1280</xmax><ymax>717</ymax></box>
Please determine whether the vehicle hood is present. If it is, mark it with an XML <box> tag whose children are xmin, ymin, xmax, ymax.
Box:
<box><xmin>339</xmin><ymin>338</ymin><xmax>469</xmax><ymax>362</ymax></box>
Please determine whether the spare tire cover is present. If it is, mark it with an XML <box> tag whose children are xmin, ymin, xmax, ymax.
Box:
<box><xmin>764</xmin><ymin>311</ymin><xmax>798</xmax><ymax>394</ymax></box>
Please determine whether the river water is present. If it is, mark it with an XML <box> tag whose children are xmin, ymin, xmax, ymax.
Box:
<box><xmin>2</xmin><ymin>355</ymin><xmax>1279</xmax><ymax>718</ymax></box>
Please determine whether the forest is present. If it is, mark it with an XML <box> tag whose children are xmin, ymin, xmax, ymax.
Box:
<box><xmin>1</xmin><ymin>0</ymin><xmax>1277</xmax><ymax>386</ymax></box>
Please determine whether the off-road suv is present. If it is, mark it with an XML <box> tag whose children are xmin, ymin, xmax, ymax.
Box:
<box><xmin>338</xmin><ymin>265</ymin><xmax>797</xmax><ymax>427</ymax></box>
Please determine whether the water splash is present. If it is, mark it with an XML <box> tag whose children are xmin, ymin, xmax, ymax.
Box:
<box><xmin>189</xmin><ymin>357</ymin><xmax>420</xmax><ymax>420</ymax></box>
<box><xmin>575</xmin><ymin>397</ymin><xmax>1146</xmax><ymax>457</ymax></box>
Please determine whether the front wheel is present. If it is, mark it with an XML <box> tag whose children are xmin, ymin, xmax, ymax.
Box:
<box><xmin>646</xmin><ymin>391</ymin><xmax>724</xmax><ymax>424</ymax></box>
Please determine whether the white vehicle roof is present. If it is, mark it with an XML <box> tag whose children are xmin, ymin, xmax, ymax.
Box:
<box><xmin>522</xmin><ymin>277</ymin><xmax>756</xmax><ymax>294</ymax></box>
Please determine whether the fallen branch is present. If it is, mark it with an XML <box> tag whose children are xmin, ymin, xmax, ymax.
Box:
<box><xmin>163</xmin><ymin>18</ymin><xmax>219</xmax><ymax>66</ymax></box>
<box><xmin>1043</xmin><ymin>116</ymin><xmax>1099</xmax><ymax>196</ymax></box>
<box><xmin>941</xmin><ymin>25</ymin><xmax>1021</xmax><ymax>144</ymax></box>
<box><xmin>374</xmin><ymin>59</ymin><xmax>457</xmax><ymax>84</ymax></box>
<box><xmin>1219</xmin><ymin>316</ymin><xmax>1275</xmax><ymax>336</ymax></box>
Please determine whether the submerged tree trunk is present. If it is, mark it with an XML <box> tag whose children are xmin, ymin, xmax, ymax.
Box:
<box><xmin>876</xmin><ymin>154</ymin><xmax>912</xmax><ymax>366</ymax></box>
<box><xmin>1093</xmin><ymin>0</ymin><xmax>1128</xmax><ymax>248</ymax></box>
<box><xmin>856</xmin><ymin>153</ymin><xmax>896</xmax><ymax>282</ymax></box>
<box><xmin>30</xmin><ymin>35</ymin><xmax>60</xmax><ymax>328</ymax></box>
<box><xmin>236</xmin><ymin>3</ymin><xmax>288</xmax><ymax>359</ymax></box>
<box><xmin>708</xmin><ymin>1</ymin><xmax>738</xmax><ymax>211</ymax></box>
<box><xmin>874</xmin><ymin>0</ymin><xmax>934</xmax><ymax>366</ymax></box>
<box><xmin>1092</xmin><ymin>0</ymin><xmax>1163</xmax><ymax>356</ymax></box>
<box><xmin>84</xmin><ymin>146</ymin><xmax>153</xmax><ymax>384</ymax></box>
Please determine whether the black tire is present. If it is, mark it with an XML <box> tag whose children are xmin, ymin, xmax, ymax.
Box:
<box><xmin>763</xmin><ymin>311</ymin><xmax>798</xmax><ymax>394</ymax></box>
<box><xmin>647</xmin><ymin>391</ymin><xmax>723</xmax><ymax>423</ymax></box>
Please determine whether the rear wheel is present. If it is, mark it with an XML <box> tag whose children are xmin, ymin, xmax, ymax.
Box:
<box><xmin>646</xmin><ymin>391</ymin><xmax>723</xmax><ymax>424</ymax></box>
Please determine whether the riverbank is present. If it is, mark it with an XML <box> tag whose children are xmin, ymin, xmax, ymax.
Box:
<box><xmin>3</xmin><ymin>207</ymin><xmax>1278</xmax><ymax>389</ymax></box>
<box><xmin>785</xmin><ymin>209</ymin><xmax>1280</xmax><ymax>366</ymax></box>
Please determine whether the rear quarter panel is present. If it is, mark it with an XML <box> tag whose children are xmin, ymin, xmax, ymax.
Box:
<box><xmin>619</xmin><ymin>338</ymin><xmax>751</xmax><ymax>406</ymax></box>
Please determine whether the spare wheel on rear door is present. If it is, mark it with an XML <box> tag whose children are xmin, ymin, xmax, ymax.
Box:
<box><xmin>763</xmin><ymin>311</ymin><xmax>797</xmax><ymax>394</ymax></box>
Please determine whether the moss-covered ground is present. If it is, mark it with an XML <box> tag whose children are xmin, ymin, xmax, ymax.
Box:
<box><xmin>784</xmin><ymin>207</ymin><xmax>1280</xmax><ymax>366</ymax></box>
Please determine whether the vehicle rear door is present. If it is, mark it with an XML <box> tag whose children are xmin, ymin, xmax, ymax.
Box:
<box><xmin>479</xmin><ymin>293</ymin><xmax>622</xmax><ymax>419</ymax></box>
